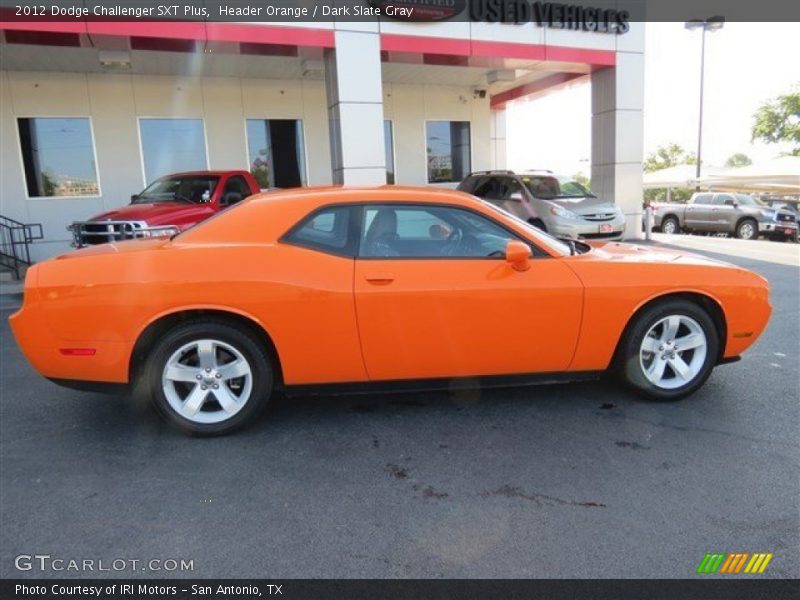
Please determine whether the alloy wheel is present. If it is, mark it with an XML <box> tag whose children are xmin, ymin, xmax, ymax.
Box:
<box><xmin>639</xmin><ymin>315</ymin><xmax>707</xmax><ymax>390</ymax></box>
<box><xmin>738</xmin><ymin>222</ymin><xmax>755</xmax><ymax>240</ymax></box>
<box><xmin>162</xmin><ymin>339</ymin><xmax>253</xmax><ymax>424</ymax></box>
<box><xmin>662</xmin><ymin>220</ymin><xmax>677</xmax><ymax>234</ymax></box>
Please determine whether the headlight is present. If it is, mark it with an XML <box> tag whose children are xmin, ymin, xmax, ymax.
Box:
<box><xmin>549</xmin><ymin>205</ymin><xmax>579</xmax><ymax>219</ymax></box>
<box><xmin>141</xmin><ymin>226</ymin><xmax>180</xmax><ymax>238</ymax></box>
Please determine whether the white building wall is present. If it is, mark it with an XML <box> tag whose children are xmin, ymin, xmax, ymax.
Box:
<box><xmin>384</xmin><ymin>82</ymin><xmax>491</xmax><ymax>187</ymax></box>
<box><xmin>591</xmin><ymin>22</ymin><xmax>646</xmax><ymax>239</ymax></box>
<box><xmin>1</xmin><ymin>67</ymin><xmax>493</xmax><ymax>259</ymax></box>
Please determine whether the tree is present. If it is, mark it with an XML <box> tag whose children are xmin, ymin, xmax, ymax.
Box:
<box><xmin>572</xmin><ymin>172</ymin><xmax>590</xmax><ymax>189</ymax></box>
<box><xmin>751</xmin><ymin>88</ymin><xmax>800</xmax><ymax>156</ymax></box>
<box><xmin>724</xmin><ymin>153</ymin><xmax>752</xmax><ymax>168</ymax></box>
<box><xmin>643</xmin><ymin>144</ymin><xmax>697</xmax><ymax>204</ymax></box>
<box><xmin>643</xmin><ymin>143</ymin><xmax>697</xmax><ymax>174</ymax></box>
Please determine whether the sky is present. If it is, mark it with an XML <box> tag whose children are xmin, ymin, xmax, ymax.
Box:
<box><xmin>506</xmin><ymin>22</ymin><xmax>800</xmax><ymax>178</ymax></box>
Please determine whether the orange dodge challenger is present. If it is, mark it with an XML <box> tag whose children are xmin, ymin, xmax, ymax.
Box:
<box><xmin>10</xmin><ymin>186</ymin><xmax>771</xmax><ymax>435</ymax></box>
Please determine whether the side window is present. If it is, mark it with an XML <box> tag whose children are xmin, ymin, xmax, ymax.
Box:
<box><xmin>716</xmin><ymin>194</ymin><xmax>735</xmax><ymax>206</ymax></box>
<box><xmin>472</xmin><ymin>177</ymin><xmax>505</xmax><ymax>201</ymax></box>
<box><xmin>284</xmin><ymin>206</ymin><xmax>352</xmax><ymax>256</ymax></box>
<box><xmin>693</xmin><ymin>193</ymin><xmax>714</xmax><ymax>205</ymax></box>
<box><xmin>359</xmin><ymin>204</ymin><xmax>521</xmax><ymax>259</ymax></box>
<box><xmin>500</xmin><ymin>178</ymin><xmax>524</xmax><ymax>201</ymax></box>
<box><xmin>458</xmin><ymin>176</ymin><xmax>479</xmax><ymax>195</ymax></box>
<box><xmin>220</xmin><ymin>176</ymin><xmax>251</xmax><ymax>206</ymax></box>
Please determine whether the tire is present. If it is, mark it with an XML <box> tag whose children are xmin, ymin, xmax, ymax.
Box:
<box><xmin>138</xmin><ymin>319</ymin><xmax>273</xmax><ymax>436</ymax></box>
<box><xmin>661</xmin><ymin>216</ymin><xmax>680</xmax><ymax>235</ymax></box>
<box><xmin>528</xmin><ymin>218</ymin><xmax>547</xmax><ymax>232</ymax></box>
<box><xmin>615</xmin><ymin>299</ymin><xmax>719</xmax><ymax>401</ymax></box>
<box><xmin>735</xmin><ymin>218</ymin><xmax>758</xmax><ymax>240</ymax></box>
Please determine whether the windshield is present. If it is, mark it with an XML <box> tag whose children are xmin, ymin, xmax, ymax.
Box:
<box><xmin>136</xmin><ymin>176</ymin><xmax>220</xmax><ymax>204</ymax></box>
<box><xmin>522</xmin><ymin>175</ymin><xmax>595</xmax><ymax>200</ymax></box>
<box><xmin>479</xmin><ymin>200</ymin><xmax>574</xmax><ymax>256</ymax></box>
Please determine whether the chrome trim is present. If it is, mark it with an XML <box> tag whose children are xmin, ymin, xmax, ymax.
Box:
<box><xmin>68</xmin><ymin>220</ymin><xmax>178</xmax><ymax>247</ymax></box>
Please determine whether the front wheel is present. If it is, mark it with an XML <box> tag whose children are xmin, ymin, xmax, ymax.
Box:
<box><xmin>139</xmin><ymin>320</ymin><xmax>273</xmax><ymax>436</ymax></box>
<box><xmin>661</xmin><ymin>216</ymin><xmax>680</xmax><ymax>235</ymax></box>
<box><xmin>615</xmin><ymin>299</ymin><xmax>719</xmax><ymax>401</ymax></box>
<box><xmin>735</xmin><ymin>219</ymin><xmax>758</xmax><ymax>240</ymax></box>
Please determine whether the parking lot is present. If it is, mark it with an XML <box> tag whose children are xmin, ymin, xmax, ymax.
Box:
<box><xmin>0</xmin><ymin>237</ymin><xmax>798</xmax><ymax>579</ymax></box>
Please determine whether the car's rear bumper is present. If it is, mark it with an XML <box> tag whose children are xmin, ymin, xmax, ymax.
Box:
<box><xmin>9</xmin><ymin>273</ymin><xmax>131</xmax><ymax>385</ymax></box>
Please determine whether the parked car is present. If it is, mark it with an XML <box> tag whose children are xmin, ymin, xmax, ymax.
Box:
<box><xmin>652</xmin><ymin>192</ymin><xmax>798</xmax><ymax>241</ymax></box>
<box><xmin>68</xmin><ymin>171</ymin><xmax>260</xmax><ymax>247</ymax></box>
<box><xmin>458</xmin><ymin>170</ymin><xmax>626</xmax><ymax>241</ymax></box>
<box><xmin>11</xmin><ymin>186</ymin><xmax>771</xmax><ymax>436</ymax></box>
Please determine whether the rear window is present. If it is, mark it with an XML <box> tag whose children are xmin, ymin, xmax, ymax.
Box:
<box><xmin>283</xmin><ymin>206</ymin><xmax>353</xmax><ymax>257</ymax></box>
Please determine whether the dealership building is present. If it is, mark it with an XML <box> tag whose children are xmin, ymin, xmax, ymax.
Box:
<box><xmin>0</xmin><ymin>7</ymin><xmax>644</xmax><ymax>260</ymax></box>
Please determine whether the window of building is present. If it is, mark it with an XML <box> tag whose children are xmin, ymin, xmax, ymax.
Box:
<box><xmin>359</xmin><ymin>204</ymin><xmax>518</xmax><ymax>259</ymax></box>
<box><xmin>139</xmin><ymin>118</ymin><xmax>207</xmax><ymax>185</ymax></box>
<box><xmin>246</xmin><ymin>119</ymin><xmax>306</xmax><ymax>190</ymax></box>
<box><xmin>283</xmin><ymin>206</ymin><xmax>352</xmax><ymax>256</ymax></box>
<box><xmin>17</xmin><ymin>117</ymin><xmax>99</xmax><ymax>198</ymax></box>
<box><xmin>426</xmin><ymin>121</ymin><xmax>471</xmax><ymax>184</ymax></box>
<box><xmin>384</xmin><ymin>120</ymin><xmax>395</xmax><ymax>184</ymax></box>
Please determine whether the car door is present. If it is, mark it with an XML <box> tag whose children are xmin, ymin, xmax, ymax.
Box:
<box><xmin>352</xmin><ymin>203</ymin><xmax>584</xmax><ymax>381</ymax></box>
<box><xmin>684</xmin><ymin>193</ymin><xmax>715</xmax><ymax>229</ymax></box>
<box><xmin>711</xmin><ymin>194</ymin><xmax>738</xmax><ymax>232</ymax></box>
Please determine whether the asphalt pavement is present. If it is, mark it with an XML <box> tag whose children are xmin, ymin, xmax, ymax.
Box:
<box><xmin>0</xmin><ymin>239</ymin><xmax>798</xmax><ymax>579</ymax></box>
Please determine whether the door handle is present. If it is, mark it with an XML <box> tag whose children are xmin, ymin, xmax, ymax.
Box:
<box><xmin>364</xmin><ymin>272</ymin><xmax>395</xmax><ymax>284</ymax></box>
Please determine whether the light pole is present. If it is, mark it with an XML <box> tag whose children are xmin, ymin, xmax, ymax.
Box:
<box><xmin>685</xmin><ymin>17</ymin><xmax>724</xmax><ymax>189</ymax></box>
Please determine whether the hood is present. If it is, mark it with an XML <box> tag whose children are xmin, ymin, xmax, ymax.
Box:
<box><xmin>89</xmin><ymin>202</ymin><xmax>212</xmax><ymax>226</ymax></box>
<box><xmin>53</xmin><ymin>238</ymin><xmax>170</xmax><ymax>261</ymax></box>
<box><xmin>548</xmin><ymin>196</ymin><xmax>620</xmax><ymax>215</ymax></box>
<box><xmin>587</xmin><ymin>241</ymin><xmax>737</xmax><ymax>269</ymax></box>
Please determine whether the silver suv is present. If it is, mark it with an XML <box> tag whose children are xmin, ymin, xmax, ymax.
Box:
<box><xmin>458</xmin><ymin>170</ymin><xmax>626</xmax><ymax>241</ymax></box>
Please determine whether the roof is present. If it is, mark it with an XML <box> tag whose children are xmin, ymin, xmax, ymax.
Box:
<box><xmin>158</xmin><ymin>170</ymin><xmax>251</xmax><ymax>178</ymax></box>
<box><xmin>247</xmin><ymin>185</ymin><xmax>485</xmax><ymax>212</ymax></box>
<box><xmin>644</xmin><ymin>157</ymin><xmax>800</xmax><ymax>193</ymax></box>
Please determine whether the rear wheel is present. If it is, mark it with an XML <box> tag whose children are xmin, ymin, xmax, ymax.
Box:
<box><xmin>735</xmin><ymin>218</ymin><xmax>758</xmax><ymax>240</ymax></box>
<box><xmin>616</xmin><ymin>299</ymin><xmax>719</xmax><ymax>401</ymax></box>
<box><xmin>661</xmin><ymin>216</ymin><xmax>680</xmax><ymax>235</ymax></box>
<box><xmin>140</xmin><ymin>320</ymin><xmax>273</xmax><ymax>436</ymax></box>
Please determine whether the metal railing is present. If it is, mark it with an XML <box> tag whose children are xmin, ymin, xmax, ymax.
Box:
<box><xmin>0</xmin><ymin>215</ymin><xmax>43</xmax><ymax>280</ymax></box>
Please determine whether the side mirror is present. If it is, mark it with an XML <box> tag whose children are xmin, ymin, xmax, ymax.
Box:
<box><xmin>509</xmin><ymin>191</ymin><xmax>525</xmax><ymax>202</ymax></box>
<box><xmin>222</xmin><ymin>192</ymin><xmax>243</xmax><ymax>206</ymax></box>
<box><xmin>505</xmin><ymin>240</ymin><xmax>531</xmax><ymax>272</ymax></box>
<box><xmin>130</xmin><ymin>194</ymin><xmax>139</xmax><ymax>203</ymax></box>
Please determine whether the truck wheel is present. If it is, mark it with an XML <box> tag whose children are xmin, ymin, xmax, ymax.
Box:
<box><xmin>141</xmin><ymin>320</ymin><xmax>273</xmax><ymax>436</ymax></box>
<box><xmin>661</xmin><ymin>216</ymin><xmax>680</xmax><ymax>235</ymax></box>
<box><xmin>615</xmin><ymin>299</ymin><xmax>719</xmax><ymax>401</ymax></box>
<box><xmin>735</xmin><ymin>219</ymin><xmax>758</xmax><ymax>240</ymax></box>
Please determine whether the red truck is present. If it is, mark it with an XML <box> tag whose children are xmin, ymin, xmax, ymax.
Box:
<box><xmin>69</xmin><ymin>171</ymin><xmax>260</xmax><ymax>247</ymax></box>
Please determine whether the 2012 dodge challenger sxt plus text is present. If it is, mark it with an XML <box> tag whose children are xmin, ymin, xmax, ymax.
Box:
<box><xmin>10</xmin><ymin>187</ymin><xmax>771</xmax><ymax>435</ymax></box>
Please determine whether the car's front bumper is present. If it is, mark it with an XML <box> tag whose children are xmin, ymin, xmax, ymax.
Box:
<box><xmin>68</xmin><ymin>220</ymin><xmax>179</xmax><ymax>247</ymax></box>
<box><xmin>760</xmin><ymin>220</ymin><xmax>798</xmax><ymax>236</ymax></box>
<box><xmin>547</xmin><ymin>214</ymin><xmax>627</xmax><ymax>241</ymax></box>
